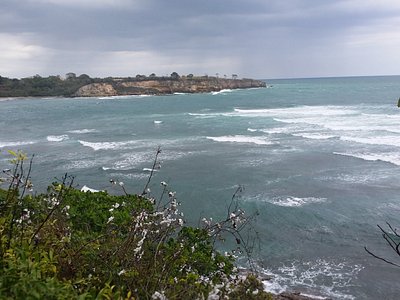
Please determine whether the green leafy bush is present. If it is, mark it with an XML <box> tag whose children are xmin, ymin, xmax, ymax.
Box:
<box><xmin>0</xmin><ymin>151</ymin><xmax>271</xmax><ymax>299</ymax></box>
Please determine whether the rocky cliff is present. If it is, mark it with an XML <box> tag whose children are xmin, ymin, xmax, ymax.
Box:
<box><xmin>75</xmin><ymin>83</ymin><xmax>118</xmax><ymax>97</ymax></box>
<box><xmin>75</xmin><ymin>77</ymin><xmax>266</xmax><ymax>97</ymax></box>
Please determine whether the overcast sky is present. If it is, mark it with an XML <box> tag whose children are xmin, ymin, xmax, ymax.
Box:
<box><xmin>1</xmin><ymin>0</ymin><xmax>400</xmax><ymax>79</ymax></box>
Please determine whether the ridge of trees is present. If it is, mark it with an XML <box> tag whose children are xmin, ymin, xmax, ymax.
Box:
<box><xmin>0</xmin><ymin>72</ymin><xmax>243</xmax><ymax>98</ymax></box>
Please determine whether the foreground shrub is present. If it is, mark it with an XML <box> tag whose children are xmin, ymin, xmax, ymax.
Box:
<box><xmin>0</xmin><ymin>150</ymin><xmax>271</xmax><ymax>299</ymax></box>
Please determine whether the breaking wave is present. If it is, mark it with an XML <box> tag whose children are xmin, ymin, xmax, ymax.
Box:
<box><xmin>78</xmin><ymin>140</ymin><xmax>137</xmax><ymax>151</ymax></box>
<box><xmin>333</xmin><ymin>152</ymin><xmax>400</xmax><ymax>166</ymax></box>
<box><xmin>234</xmin><ymin>105</ymin><xmax>357</xmax><ymax>117</ymax></box>
<box><xmin>206</xmin><ymin>135</ymin><xmax>275</xmax><ymax>145</ymax></box>
<box><xmin>211</xmin><ymin>89</ymin><xmax>234</xmax><ymax>95</ymax></box>
<box><xmin>339</xmin><ymin>136</ymin><xmax>400</xmax><ymax>147</ymax></box>
<box><xmin>47</xmin><ymin>135</ymin><xmax>69</xmax><ymax>142</ymax></box>
<box><xmin>292</xmin><ymin>133</ymin><xmax>337</xmax><ymax>140</ymax></box>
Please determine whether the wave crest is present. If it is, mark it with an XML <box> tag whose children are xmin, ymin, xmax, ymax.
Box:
<box><xmin>47</xmin><ymin>135</ymin><xmax>69</xmax><ymax>142</ymax></box>
<box><xmin>79</xmin><ymin>140</ymin><xmax>137</xmax><ymax>151</ymax></box>
<box><xmin>206</xmin><ymin>135</ymin><xmax>275</xmax><ymax>145</ymax></box>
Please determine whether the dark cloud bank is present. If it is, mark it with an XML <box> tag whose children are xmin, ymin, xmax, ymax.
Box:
<box><xmin>1</xmin><ymin>0</ymin><xmax>400</xmax><ymax>78</ymax></box>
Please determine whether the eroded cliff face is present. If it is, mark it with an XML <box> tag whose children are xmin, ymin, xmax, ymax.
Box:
<box><xmin>75</xmin><ymin>78</ymin><xmax>266</xmax><ymax>97</ymax></box>
<box><xmin>75</xmin><ymin>83</ymin><xmax>117</xmax><ymax>97</ymax></box>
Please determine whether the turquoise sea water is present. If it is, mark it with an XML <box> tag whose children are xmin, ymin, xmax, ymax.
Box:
<box><xmin>1</xmin><ymin>75</ymin><xmax>400</xmax><ymax>299</ymax></box>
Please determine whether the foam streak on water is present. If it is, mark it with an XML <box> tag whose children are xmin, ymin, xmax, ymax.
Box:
<box><xmin>0</xmin><ymin>141</ymin><xmax>35</xmax><ymax>148</ymax></box>
<box><xmin>269</xmin><ymin>196</ymin><xmax>327</xmax><ymax>207</ymax></box>
<box><xmin>78</xmin><ymin>140</ymin><xmax>138</xmax><ymax>151</ymax></box>
<box><xmin>67</xmin><ymin>129</ymin><xmax>98</xmax><ymax>134</ymax></box>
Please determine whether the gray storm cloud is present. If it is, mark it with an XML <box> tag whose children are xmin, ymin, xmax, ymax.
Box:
<box><xmin>1</xmin><ymin>0</ymin><xmax>400</xmax><ymax>78</ymax></box>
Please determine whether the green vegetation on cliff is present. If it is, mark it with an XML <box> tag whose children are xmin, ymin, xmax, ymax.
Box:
<box><xmin>0</xmin><ymin>74</ymin><xmax>94</xmax><ymax>97</ymax></box>
<box><xmin>0</xmin><ymin>73</ymin><xmax>266</xmax><ymax>98</ymax></box>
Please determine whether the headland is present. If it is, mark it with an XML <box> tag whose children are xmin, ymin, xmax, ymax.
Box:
<box><xmin>0</xmin><ymin>73</ymin><xmax>266</xmax><ymax>98</ymax></box>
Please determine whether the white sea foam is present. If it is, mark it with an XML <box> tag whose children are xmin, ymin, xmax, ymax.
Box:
<box><xmin>269</xmin><ymin>196</ymin><xmax>327</xmax><ymax>207</ymax></box>
<box><xmin>47</xmin><ymin>135</ymin><xmax>69</xmax><ymax>142</ymax></box>
<box><xmin>267</xmin><ymin>106</ymin><xmax>400</xmax><ymax>136</ymax></box>
<box><xmin>187</xmin><ymin>112</ymin><xmax>233</xmax><ymax>119</ymax></box>
<box><xmin>235</xmin><ymin>106</ymin><xmax>357</xmax><ymax>117</ymax></box>
<box><xmin>361</xmin><ymin>112</ymin><xmax>400</xmax><ymax>119</ymax></box>
<box><xmin>60</xmin><ymin>159</ymin><xmax>99</xmax><ymax>170</ymax></box>
<box><xmin>153</xmin><ymin>120</ymin><xmax>163</xmax><ymax>124</ymax></box>
<box><xmin>78</xmin><ymin>140</ymin><xmax>137</xmax><ymax>151</ymax></box>
<box><xmin>211</xmin><ymin>89</ymin><xmax>234</xmax><ymax>95</ymax></box>
<box><xmin>247</xmin><ymin>128</ymin><xmax>258</xmax><ymax>132</ymax></box>
<box><xmin>247</xmin><ymin>124</ymin><xmax>302</xmax><ymax>135</ymax></box>
<box><xmin>340</xmin><ymin>136</ymin><xmax>400</xmax><ymax>147</ymax></box>
<box><xmin>292</xmin><ymin>133</ymin><xmax>336</xmax><ymax>140</ymax></box>
<box><xmin>258</xmin><ymin>127</ymin><xmax>296</xmax><ymax>135</ymax></box>
<box><xmin>0</xmin><ymin>141</ymin><xmax>35</xmax><ymax>148</ymax></box>
<box><xmin>98</xmin><ymin>95</ymin><xmax>150</xmax><ymax>100</ymax></box>
<box><xmin>108</xmin><ymin>172</ymin><xmax>148</xmax><ymax>180</ymax></box>
<box><xmin>262</xmin><ymin>259</ymin><xmax>363</xmax><ymax>300</ymax></box>
<box><xmin>111</xmin><ymin>152</ymin><xmax>154</xmax><ymax>170</ymax></box>
<box><xmin>143</xmin><ymin>168</ymin><xmax>159</xmax><ymax>172</ymax></box>
<box><xmin>206</xmin><ymin>135</ymin><xmax>275</xmax><ymax>145</ymax></box>
<box><xmin>67</xmin><ymin>129</ymin><xmax>97</xmax><ymax>134</ymax></box>
<box><xmin>318</xmin><ymin>173</ymin><xmax>376</xmax><ymax>184</ymax></box>
<box><xmin>334</xmin><ymin>152</ymin><xmax>400</xmax><ymax>166</ymax></box>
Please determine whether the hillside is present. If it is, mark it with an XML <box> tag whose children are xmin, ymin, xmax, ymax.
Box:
<box><xmin>0</xmin><ymin>73</ymin><xmax>266</xmax><ymax>98</ymax></box>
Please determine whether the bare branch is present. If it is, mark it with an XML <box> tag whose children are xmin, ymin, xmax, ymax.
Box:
<box><xmin>386</xmin><ymin>222</ymin><xmax>400</xmax><ymax>238</ymax></box>
<box><xmin>365</xmin><ymin>246</ymin><xmax>400</xmax><ymax>267</ymax></box>
<box><xmin>30</xmin><ymin>173</ymin><xmax>74</xmax><ymax>245</ymax></box>
<box><xmin>142</xmin><ymin>146</ymin><xmax>162</xmax><ymax>196</ymax></box>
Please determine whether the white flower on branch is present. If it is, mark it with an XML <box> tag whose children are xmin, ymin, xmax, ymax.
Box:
<box><xmin>152</xmin><ymin>291</ymin><xmax>167</xmax><ymax>300</ymax></box>
<box><xmin>134</xmin><ymin>229</ymin><xmax>148</xmax><ymax>258</ymax></box>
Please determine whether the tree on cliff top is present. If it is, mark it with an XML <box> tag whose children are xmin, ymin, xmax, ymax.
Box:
<box><xmin>170</xmin><ymin>72</ymin><xmax>180</xmax><ymax>80</ymax></box>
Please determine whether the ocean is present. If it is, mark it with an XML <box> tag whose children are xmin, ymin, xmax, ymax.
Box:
<box><xmin>1</xmin><ymin>75</ymin><xmax>400</xmax><ymax>299</ymax></box>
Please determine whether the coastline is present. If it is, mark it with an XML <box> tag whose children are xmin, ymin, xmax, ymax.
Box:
<box><xmin>0</xmin><ymin>87</ymin><xmax>266</xmax><ymax>102</ymax></box>
<box><xmin>0</xmin><ymin>75</ymin><xmax>266</xmax><ymax>98</ymax></box>
<box><xmin>74</xmin><ymin>77</ymin><xmax>266</xmax><ymax>97</ymax></box>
